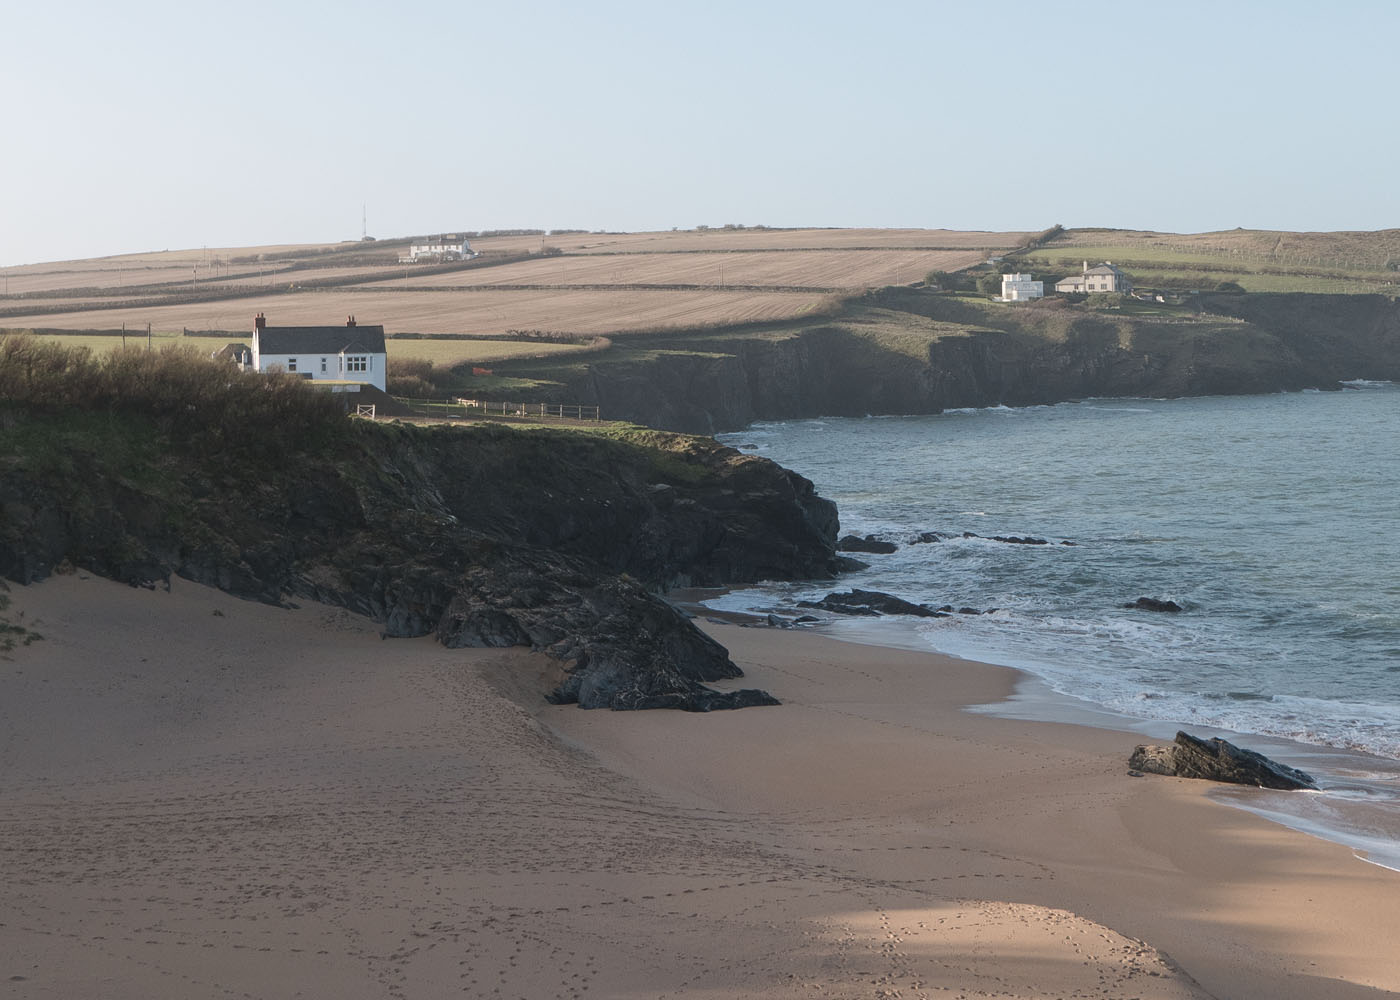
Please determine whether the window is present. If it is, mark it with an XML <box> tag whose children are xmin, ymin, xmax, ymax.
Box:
<box><xmin>346</xmin><ymin>355</ymin><xmax>368</xmax><ymax>373</ymax></box>
<box><xmin>287</xmin><ymin>358</ymin><xmax>297</xmax><ymax>372</ymax></box>
<box><xmin>320</xmin><ymin>357</ymin><xmax>327</xmax><ymax>373</ymax></box>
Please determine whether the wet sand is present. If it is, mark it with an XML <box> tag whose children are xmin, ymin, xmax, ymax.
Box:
<box><xmin>2</xmin><ymin>574</ymin><xmax>1398</xmax><ymax>999</ymax></box>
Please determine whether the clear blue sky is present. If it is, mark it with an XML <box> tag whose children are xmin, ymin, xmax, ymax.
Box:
<box><xmin>4</xmin><ymin>0</ymin><xmax>1397</xmax><ymax>266</ymax></box>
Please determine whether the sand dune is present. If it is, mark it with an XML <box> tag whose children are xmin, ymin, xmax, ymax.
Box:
<box><xmin>2</xmin><ymin>574</ymin><xmax>1396</xmax><ymax>999</ymax></box>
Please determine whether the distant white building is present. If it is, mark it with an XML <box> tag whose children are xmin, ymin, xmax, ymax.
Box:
<box><xmin>249</xmin><ymin>313</ymin><xmax>387</xmax><ymax>392</ymax></box>
<box><xmin>1000</xmin><ymin>273</ymin><xmax>1043</xmax><ymax>301</ymax></box>
<box><xmin>399</xmin><ymin>234</ymin><xmax>474</xmax><ymax>263</ymax></box>
<box><xmin>1056</xmin><ymin>261</ymin><xmax>1132</xmax><ymax>295</ymax></box>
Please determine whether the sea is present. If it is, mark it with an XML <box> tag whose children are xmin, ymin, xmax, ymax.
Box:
<box><xmin>709</xmin><ymin>381</ymin><xmax>1400</xmax><ymax>870</ymax></box>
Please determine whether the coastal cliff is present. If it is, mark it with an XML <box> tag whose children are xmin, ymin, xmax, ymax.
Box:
<box><xmin>0</xmin><ymin>341</ymin><xmax>842</xmax><ymax>710</ymax></box>
<box><xmin>508</xmin><ymin>290</ymin><xmax>1400</xmax><ymax>432</ymax></box>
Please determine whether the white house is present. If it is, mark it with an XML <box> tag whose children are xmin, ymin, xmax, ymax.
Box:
<box><xmin>399</xmin><ymin>234</ymin><xmax>474</xmax><ymax>263</ymax></box>
<box><xmin>250</xmin><ymin>313</ymin><xmax>388</xmax><ymax>392</ymax></box>
<box><xmin>1055</xmin><ymin>261</ymin><xmax>1132</xmax><ymax>295</ymax></box>
<box><xmin>1000</xmin><ymin>273</ymin><xmax>1044</xmax><ymax>301</ymax></box>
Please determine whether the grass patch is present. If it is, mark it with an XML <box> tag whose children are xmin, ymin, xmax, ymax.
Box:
<box><xmin>385</xmin><ymin>339</ymin><xmax>594</xmax><ymax>366</ymax></box>
<box><xmin>1020</xmin><ymin>240</ymin><xmax>1400</xmax><ymax>295</ymax></box>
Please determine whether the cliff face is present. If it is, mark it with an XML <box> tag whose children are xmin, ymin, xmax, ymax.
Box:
<box><xmin>0</xmin><ymin>413</ymin><xmax>841</xmax><ymax>711</ymax></box>
<box><xmin>533</xmin><ymin>292</ymin><xmax>1400</xmax><ymax>433</ymax></box>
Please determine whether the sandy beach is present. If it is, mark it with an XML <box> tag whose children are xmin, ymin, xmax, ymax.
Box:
<box><xmin>3</xmin><ymin>574</ymin><xmax>1398</xmax><ymax>999</ymax></box>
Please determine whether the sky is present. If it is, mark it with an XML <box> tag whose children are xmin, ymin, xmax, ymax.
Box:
<box><xmin>4</xmin><ymin>0</ymin><xmax>1398</xmax><ymax>266</ymax></box>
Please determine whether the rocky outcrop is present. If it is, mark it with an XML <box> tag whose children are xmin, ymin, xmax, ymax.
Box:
<box><xmin>1129</xmin><ymin>732</ymin><xmax>1318</xmax><ymax>790</ymax></box>
<box><xmin>1125</xmin><ymin>597</ymin><xmax>1183</xmax><ymax>613</ymax></box>
<box><xmin>798</xmin><ymin>589</ymin><xmax>945</xmax><ymax>618</ymax></box>
<box><xmin>837</xmin><ymin>534</ymin><xmax>898</xmax><ymax>554</ymax></box>
<box><xmin>0</xmin><ymin>416</ymin><xmax>843</xmax><ymax>711</ymax></box>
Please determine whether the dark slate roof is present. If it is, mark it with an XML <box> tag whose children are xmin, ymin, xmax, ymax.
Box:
<box><xmin>257</xmin><ymin>325</ymin><xmax>386</xmax><ymax>355</ymax></box>
<box><xmin>214</xmin><ymin>341</ymin><xmax>252</xmax><ymax>361</ymax></box>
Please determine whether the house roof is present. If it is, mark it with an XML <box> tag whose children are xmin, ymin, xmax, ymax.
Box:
<box><xmin>1084</xmin><ymin>264</ymin><xmax>1124</xmax><ymax>276</ymax></box>
<box><xmin>257</xmin><ymin>325</ymin><xmax>386</xmax><ymax>355</ymax></box>
<box><xmin>214</xmin><ymin>342</ymin><xmax>252</xmax><ymax>362</ymax></box>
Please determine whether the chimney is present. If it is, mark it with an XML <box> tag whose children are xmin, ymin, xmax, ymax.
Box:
<box><xmin>346</xmin><ymin>315</ymin><xmax>357</xmax><ymax>327</ymax></box>
<box><xmin>1082</xmin><ymin>260</ymin><xmax>1088</xmax><ymax>275</ymax></box>
<box><xmin>254</xmin><ymin>312</ymin><xmax>266</xmax><ymax>331</ymax></box>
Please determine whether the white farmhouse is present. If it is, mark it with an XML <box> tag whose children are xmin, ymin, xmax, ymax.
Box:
<box><xmin>1000</xmin><ymin>273</ymin><xmax>1044</xmax><ymax>301</ymax></box>
<box><xmin>1055</xmin><ymin>261</ymin><xmax>1133</xmax><ymax>295</ymax></box>
<box><xmin>250</xmin><ymin>313</ymin><xmax>388</xmax><ymax>392</ymax></box>
<box><xmin>399</xmin><ymin>234</ymin><xmax>474</xmax><ymax>263</ymax></box>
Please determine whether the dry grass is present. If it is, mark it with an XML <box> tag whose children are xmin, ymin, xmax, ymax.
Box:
<box><xmin>475</xmin><ymin>227</ymin><xmax>1030</xmax><ymax>254</ymax></box>
<box><xmin>385</xmin><ymin>339</ymin><xmax>596</xmax><ymax>365</ymax></box>
<box><xmin>64</xmin><ymin>227</ymin><xmax>1400</xmax><ymax>345</ymax></box>
<box><xmin>0</xmin><ymin>263</ymin><xmax>248</xmax><ymax>296</ymax></box>
<box><xmin>1</xmin><ymin>332</ymin><xmax>195</xmax><ymax>356</ymax></box>
<box><xmin>1045</xmin><ymin>228</ymin><xmax>1400</xmax><ymax>270</ymax></box>
<box><xmin>4</xmin><ymin>330</ymin><xmax>597</xmax><ymax>365</ymax></box>
<box><xmin>0</xmin><ymin>229</ymin><xmax>1023</xmax><ymax>339</ymax></box>
<box><xmin>361</xmin><ymin>249</ymin><xmax>985</xmax><ymax>291</ymax></box>
<box><xmin>0</xmin><ymin>257</ymin><xmax>376</xmax><ymax>296</ymax></box>
<box><xmin>1</xmin><ymin>288</ymin><xmax>832</xmax><ymax>337</ymax></box>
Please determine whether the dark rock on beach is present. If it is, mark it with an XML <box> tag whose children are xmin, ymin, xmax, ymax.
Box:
<box><xmin>798</xmin><ymin>589</ymin><xmax>945</xmax><ymax>618</ymax></box>
<box><xmin>1125</xmin><ymin>596</ymin><xmax>1183</xmax><ymax>613</ymax></box>
<box><xmin>836</xmin><ymin>534</ymin><xmax>899</xmax><ymax>554</ymax></box>
<box><xmin>1129</xmin><ymin>731</ymin><xmax>1318</xmax><ymax>790</ymax></box>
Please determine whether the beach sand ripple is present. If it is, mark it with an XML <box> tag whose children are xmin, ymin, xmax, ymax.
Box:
<box><xmin>2</xmin><ymin>575</ymin><xmax>1396</xmax><ymax>999</ymax></box>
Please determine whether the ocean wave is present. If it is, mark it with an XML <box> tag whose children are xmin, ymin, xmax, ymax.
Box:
<box><xmin>719</xmin><ymin>386</ymin><xmax>1400</xmax><ymax>761</ymax></box>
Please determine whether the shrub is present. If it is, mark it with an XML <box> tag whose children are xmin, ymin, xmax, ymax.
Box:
<box><xmin>1021</xmin><ymin>224</ymin><xmax>1064</xmax><ymax>250</ymax></box>
<box><xmin>387</xmin><ymin>374</ymin><xmax>433</xmax><ymax>397</ymax></box>
<box><xmin>0</xmin><ymin>333</ymin><xmax>347</xmax><ymax>456</ymax></box>
<box><xmin>977</xmin><ymin>272</ymin><xmax>1004</xmax><ymax>296</ymax></box>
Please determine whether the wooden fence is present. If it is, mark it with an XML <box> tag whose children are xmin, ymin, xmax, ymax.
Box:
<box><xmin>459</xmin><ymin>399</ymin><xmax>601</xmax><ymax>421</ymax></box>
<box><xmin>392</xmin><ymin>397</ymin><xmax>600</xmax><ymax>422</ymax></box>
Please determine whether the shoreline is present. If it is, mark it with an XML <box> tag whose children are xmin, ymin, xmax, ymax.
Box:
<box><xmin>547</xmin><ymin>618</ymin><xmax>1400</xmax><ymax>999</ymax></box>
<box><xmin>688</xmin><ymin>588</ymin><xmax>1400</xmax><ymax>873</ymax></box>
<box><xmin>4</xmin><ymin>574</ymin><xmax>1400</xmax><ymax>999</ymax></box>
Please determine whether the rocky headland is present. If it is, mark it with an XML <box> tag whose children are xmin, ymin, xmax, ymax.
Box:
<box><xmin>500</xmin><ymin>289</ymin><xmax>1400</xmax><ymax>433</ymax></box>
<box><xmin>0</xmin><ymin>340</ymin><xmax>843</xmax><ymax>710</ymax></box>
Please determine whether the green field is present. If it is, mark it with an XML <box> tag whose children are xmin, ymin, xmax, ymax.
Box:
<box><xmin>0</xmin><ymin>330</ymin><xmax>198</xmax><ymax>355</ymax></box>
<box><xmin>0</xmin><ymin>329</ymin><xmax>600</xmax><ymax>367</ymax></box>
<box><xmin>384</xmin><ymin>338</ymin><xmax>597</xmax><ymax>366</ymax></box>
<box><xmin>1019</xmin><ymin>239</ymin><xmax>1399</xmax><ymax>295</ymax></box>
